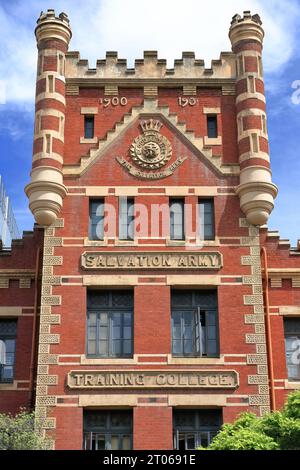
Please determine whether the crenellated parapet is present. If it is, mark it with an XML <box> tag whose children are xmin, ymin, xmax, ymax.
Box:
<box><xmin>229</xmin><ymin>11</ymin><xmax>277</xmax><ymax>226</ymax></box>
<box><xmin>65</xmin><ymin>50</ymin><xmax>236</xmax><ymax>82</ymax></box>
<box><xmin>25</xmin><ymin>9</ymin><xmax>72</xmax><ymax>226</ymax></box>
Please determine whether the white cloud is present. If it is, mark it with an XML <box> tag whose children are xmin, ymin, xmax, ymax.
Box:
<box><xmin>0</xmin><ymin>0</ymin><xmax>299</xmax><ymax>105</ymax></box>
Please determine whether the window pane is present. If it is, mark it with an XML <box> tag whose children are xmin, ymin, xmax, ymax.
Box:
<box><xmin>84</xmin><ymin>116</ymin><xmax>94</xmax><ymax>139</ymax></box>
<box><xmin>199</xmin><ymin>200</ymin><xmax>215</xmax><ymax>240</ymax></box>
<box><xmin>89</xmin><ymin>200</ymin><xmax>104</xmax><ymax>240</ymax></box>
<box><xmin>122</xmin><ymin>436</ymin><xmax>131</xmax><ymax>450</ymax></box>
<box><xmin>112</xmin><ymin>339</ymin><xmax>121</xmax><ymax>356</ymax></box>
<box><xmin>123</xmin><ymin>340</ymin><xmax>132</xmax><ymax>355</ymax></box>
<box><xmin>119</xmin><ymin>198</ymin><xmax>134</xmax><ymax>240</ymax></box>
<box><xmin>186</xmin><ymin>434</ymin><xmax>196</xmax><ymax>450</ymax></box>
<box><xmin>88</xmin><ymin>341</ymin><xmax>96</xmax><ymax>355</ymax></box>
<box><xmin>207</xmin><ymin>116</ymin><xmax>218</xmax><ymax>138</ymax></box>
<box><xmin>172</xmin><ymin>339</ymin><xmax>182</xmax><ymax>355</ymax></box>
<box><xmin>99</xmin><ymin>340</ymin><xmax>108</xmax><ymax>355</ymax></box>
<box><xmin>170</xmin><ymin>200</ymin><xmax>184</xmax><ymax>240</ymax></box>
<box><xmin>111</xmin><ymin>435</ymin><xmax>119</xmax><ymax>450</ymax></box>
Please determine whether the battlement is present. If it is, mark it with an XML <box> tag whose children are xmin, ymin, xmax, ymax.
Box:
<box><xmin>231</xmin><ymin>11</ymin><xmax>262</xmax><ymax>27</ymax></box>
<box><xmin>65</xmin><ymin>50</ymin><xmax>236</xmax><ymax>81</ymax></box>
<box><xmin>36</xmin><ymin>9</ymin><xmax>70</xmax><ymax>27</ymax></box>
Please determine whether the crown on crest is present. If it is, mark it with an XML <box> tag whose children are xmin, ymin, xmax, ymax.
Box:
<box><xmin>140</xmin><ymin>119</ymin><xmax>163</xmax><ymax>133</ymax></box>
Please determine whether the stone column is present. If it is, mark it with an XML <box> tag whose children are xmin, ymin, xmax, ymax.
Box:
<box><xmin>229</xmin><ymin>11</ymin><xmax>277</xmax><ymax>226</ymax></box>
<box><xmin>25</xmin><ymin>9</ymin><xmax>72</xmax><ymax>226</ymax></box>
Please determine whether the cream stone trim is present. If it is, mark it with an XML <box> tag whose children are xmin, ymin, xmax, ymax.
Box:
<box><xmin>32</xmin><ymin>153</ymin><xmax>63</xmax><ymax>164</ymax></box>
<box><xmin>114</xmin><ymin>187</ymin><xmax>139</xmax><ymax>196</ymax></box>
<box><xmin>0</xmin><ymin>307</ymin><xmax>24</xmax><ymax>316</ymax></box>
<box><xmin>35</xmin><ymin>92</ymin><xmax>65</xmax><ymax>106</ymax></box>
<box><xmin>80</xmin><ymin>107</ymin><xmax>98</xmax><ymax>115</ymax></box>
<box><xmin>167</xmin><ymin>355</ymin><xmax>224</xmax><ymax>365</ymax></box>
<box><xmin>279</xmin><ymin>306</ymin><xmax>300</xmax><ymax>316</ymax></box>
<box><xmin>166</xmin><ymin>275</ymin><xmax>221</xmax><ymax>286</ymax></box>
<box><xmin>39</xmin><ymin>71</ymin><xmax>66</xmax><ymax>84</ymax></box>
<box><xmin>34</xmin><ymin>129</ymin><xmax>64</xmax><ymax>145</ymax></box>
<box><xmin>204</xmin><ymin>136</ymin><xmax>222</xmax><ymax>146</ymax></box>
<box><xmin>0</xmin><ymin>380</ymin><xmax>29</xmax><ymax>391</ymax></box>
<box><xmin>114</xmin><ymin>239</ymin><xmax>137</xmax><ymax>247</ymax></box>
<box><xmin>69</xmin><ymin>186</ymin><xmax>227</xmax><ymax>196</ymax></box>
<box><xmin>239</xmin><ymin>151</ymin><xmax>270</xmax><ymax>164</ymax></box>
<box><xmin>203</xmin><ymin>107</ymin><xmax>221</xmax><ymax>115</ymax></box>
<box><xmin>84</xmin><ymin>237</ymin><xmax>108</xmax><ymax>247</ymax></box>
<box><xmin>85</xmin><ymin>187</ymin><xmax>109</xmax><ymax>196</ymax></box>
<box><xmin>81</xmin><ymin>355</ymin><xmax>137</xmax><ymax>365</ymax></box>
<box><xmin>169</xmin><ymin>395</ymin><xmax>228</xmax><ymax>407</ymax></box>
<box><xmin>284</xmin><ymin>380</ymin><xmax>300</xmax><ymax>390</ymax></box>
<box><xmin>66</xmin><ymin>50</ymin><xmax>236</xmax><ymax>80</ymax></box>
<box><xmin>62</xmin><ymin>98</ymin><xmax>240</xmax><ymax>176</ymax></box>
<box><xmin>79</xmin><ymin>395</ymin><xmax>138</xmax><ymax>407</ymax></box>
<box><xmin>80</xmin><ymin>137</ymin><xmax>98</xmax><ymax>144</ymax></box>
<box><xmin>166</xmin><ymin>239</ymin><xmax>186</xmax><ymax>247</ymax></box>
<box><xmin>83</xmin><ymin>275</ymin><xmax>138</xmax><ymax>286</ymax></box>
<box><xmin>236</xmin><ymin>92</ymin><xmax>266</xmax><ymax>105</ymax></box>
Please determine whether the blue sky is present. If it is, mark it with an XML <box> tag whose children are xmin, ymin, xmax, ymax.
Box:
<box><xmin>0</xmin><ymin>0</ymin><xmax>300</xmax><ymax>244</ymax></box>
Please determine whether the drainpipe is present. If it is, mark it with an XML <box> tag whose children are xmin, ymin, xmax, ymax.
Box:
<box><xmin>260</xmin><ymin>247</ymin><xmax>276</xmax><ymax>411</ymax></box>
<box><xmin>28</xmin><ymin>246</ymin><xmax>41</xmax><ymax>409</ymax></box>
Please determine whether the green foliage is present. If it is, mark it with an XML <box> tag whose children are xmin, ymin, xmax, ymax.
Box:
<box><xmin>201</xmin><ymin>391</ymin><xmax>300</xmax><ymax>451</ymax></box>
<box><xmin>0</xmin><ymin>410</ymin><xmax>49</xmax><ymax>450</ymax></box>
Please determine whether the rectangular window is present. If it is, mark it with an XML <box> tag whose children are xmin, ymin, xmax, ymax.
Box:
<box><xmin>199</xmin><ymin>199</ymin><xmax>215</xmax><ymax>240</ymax></box>
<box><xmin>171</xmin><ymin>290</ymin><xmax>219</xmax><ymax>358</ymax></box>
<box><xmin>284</xmin><ymin>318</ymin><xmax>300</xmax><ymax>381</ymax></box>
<box><xmin>48</xmin><ymin>75</ymin><xmax>54</xmax><ymax>93</ymax></box>
<box><xmin>262</xmin><ymin>115</ymin><xmax>267</xmax><ymax>135</ymax></box>
<box><xmin>45</xmin><ymin>134</ymin><xmax>51</xmax><ymax>154</ymax></box>
<box><xmin>87</xmin><ymin>290</ymin><xmax>133</xmax><ymax>358</ymax></box>
<box><xmin>119</xmin><ymin>197</ymin><xmax>134</xmax><ymax>241</ymax></box>
<box><xmin>207</xmin><ymin>115</ymin><xmax>218</xmax><ymax>138</ymax></box>
<box><xmin>83</xmin><ymin>410</ymin><xmax>132</xmax><ymax>450</ymax></box>
<box><xmin>58</xmin><ymin>54</ymin><xmax>64</xmax><ymax>76</ymax></box>
<box><xmin>251</xmin><ymin>133</ymin><xmax>259</xmax><ymax>153</ymax></box>
<box><xmin>0</xmin><ymin>320</ymin><xmax>17</xmax><ymax>383</ymax></box>
<box><xmin>173</xmin><ymin>409</ymin><xmax>222</xmax><ymax>450</ymax></box>
<box><xmin>170</xmin><ymin>199</ymin><xmax>185</xmax><ymax>240</ymax></box>
<box><xmin>258</xmin><ymin>56</ymin><xmax>263</xmax><ymax>77</ymax></box>
<box><xmin>238</xmin><ymin>55</ymin><xmax>244</xmax><ymax>76</ymax></box>
<box><xmin>89</xmin><ymin>199</ymin><xmax>104</xmax><ymax>240</ymax></box>
<box><xmin>248</xmin><ymin>76</ymin><xmax>255</xmax><ymax>94</ymax></box>
<box><xmin>84</xmin><ymin>116</ymin><xmax>95</xmax><ymax>139</ymax></box>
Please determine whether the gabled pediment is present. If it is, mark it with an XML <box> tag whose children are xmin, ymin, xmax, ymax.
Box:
<box><xmin>63</xmin><ymin>99</ymin><xmax>239</xmax><ymax>177</ymax></box>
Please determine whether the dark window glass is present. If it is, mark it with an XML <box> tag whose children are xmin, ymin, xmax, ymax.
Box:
<box><xmin>170</xmin><ymin>199</ymin><xmax>184</xmax><ymax>240</ymax></box>
<box><xmin>199</xmin><ymin>199</ymin><xmax>215</xmax><ymax>240</ymax></box>
<box><xmin>89</xmin><ymin>199</ymin><xmax>104</xmax><ymax>240</ymax></box>
<box><xmin>87</xmin><ymin>291</ymin><xmax>133</xmax><ymax>358</ymax></box>
<box><xmin>171</xmin><ymin>290</ymin><xmax>218</xmax><ymax>357</ymax></box>
<box><xmin>173</xmin><ymin>409</ymin><xmax>222</xmax><ymax>450</ymax></box>
<box><xmin>0</xmin><ymin>320</ymin><xmax>17</xmax><ymax>383</ymax></box>
<box><xmin>119</xmin><ymin>197</ymin><xmax>134</xmax><ymax>240</ymax></box>
<box><xmin>207</xmin><ymin>115</ymin><xmax>218</xmax><ymax>138</ymax></box>
<box><xmin>284</xmin><ymin>318</ymin><xmax>300</xmax><ymax>381</ymax></box>
<box><xmin>84</xmin><ymin>116</ymin><xmax>94</xmax><ymax>139</ymax></box>
<box><xmin>83</xmin><ymin>410</ymin><xmax>132</xmax><ymax>450</ymax></box>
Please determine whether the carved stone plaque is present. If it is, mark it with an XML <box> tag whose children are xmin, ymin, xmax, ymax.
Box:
<box><xmin>68</xmin><ymin>370</ymin><xmax>239</xmax><ymax>389</ymax></box>
<box><xmin>130</xmin><ymin>120</ymin><xmax>172</xmax><ymax>169</ymax></box>
<box><xmin>81</xmin><ymin>251</ymin><xmax>223</xmax><ymax>270</ymax></box>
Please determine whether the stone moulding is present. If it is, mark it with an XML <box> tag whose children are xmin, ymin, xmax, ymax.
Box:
<box><xmin>81</xmin><ymin>251</ymin><xmax>223</xmax><ymax>270</ymax></box>
<box><xmin>67</xmin><ymin>369</ymin><xmax>239</xmax><ymax>390</ymax></box>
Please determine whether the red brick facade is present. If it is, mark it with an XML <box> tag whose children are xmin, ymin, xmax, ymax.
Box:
<box><xmin>0</xmin><ymin>10</ymin><xmax>299</xmax><ymax>450</ymax></box>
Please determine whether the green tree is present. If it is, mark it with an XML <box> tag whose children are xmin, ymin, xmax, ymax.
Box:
<box><xmin>202</xmin><ymin>391</ymin><xmax>300</xmax><ymax>450</ymax></box>
<box><xmin>0</xmin><ymin>410</ymin><xmax>49</xmax><ymax>450</ymax></box>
